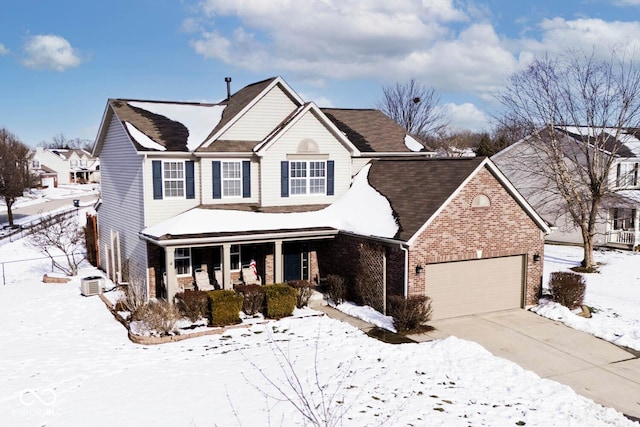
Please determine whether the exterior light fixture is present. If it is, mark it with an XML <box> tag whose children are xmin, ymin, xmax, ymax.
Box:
<box><xmin>533</xmin><ymin>253</ymin><xmax>541</xmax><ymax>262</ymax></box>
<box><xmin>415</xmin><ymin>265</ymin><xmax>424</xmax><ymax>274</ymax></box>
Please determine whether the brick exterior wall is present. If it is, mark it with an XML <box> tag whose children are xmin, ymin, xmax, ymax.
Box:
<box><xmin>406</xmin><ymin>167</ymin><xmax>545</xmax><ymax>305</ymax></box>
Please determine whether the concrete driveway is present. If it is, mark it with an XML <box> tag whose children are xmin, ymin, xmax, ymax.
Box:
<box><xmin>409</xmin><ymin>309</ymin><xmax>640</xmax><ymax>419</ymax></box>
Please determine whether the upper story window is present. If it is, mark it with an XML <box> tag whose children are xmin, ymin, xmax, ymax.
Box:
<box><xmin>164</xmin><ymin>161</ymin><xmax>184</xmax><ymax>198</ymax></box>
<box><xmin>290</xmin><ymin>161</ymin><xmax>327</xmax><ymax>195</ymax></box>
<box><xmin>80</xmin><ymin>159</ymin><xmax>87</xmax><ymax>167</ymax></box>
<box><xmin>471</xmin><ymin>194</ymin><xmax>491</xmax><ymax>208</ymax></box>
<box><xmin>617</xmin><ymin>162</ymin><xmax>639</xmax><ymax>188</ymax></box>
<box><xmin>222</xmin><ymin>161</ymin><xmax>242</xmax><ymax>197</ymax></box>
<box><xmin>281</xmin><ymin>160</ymin><xmax>334</xmax><ymax>198</ymax></box>
<box><xmin>70</xmin><ymin>159</ymin><xmax>78</xmax><ymax>168</ymax></box>
<box><xmin>32</xmin><ymin>160</ymin><xmax>40</xmax><ymax>169</ymax></box>
<box><xmin>152</xmin><ymin>160</ymin><xmax>195</xmax><ymax>200</ymax></box>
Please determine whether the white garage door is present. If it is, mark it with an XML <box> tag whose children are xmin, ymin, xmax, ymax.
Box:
<box><xmin>425</xmin><ymin>256</ymin><xmax>524</xmax><ymax>320</ymax></box>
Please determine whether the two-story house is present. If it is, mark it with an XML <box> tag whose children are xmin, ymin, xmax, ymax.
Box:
<box><xmin>93</xmin><ymin>77</ymin><xmax>549</xmax><ymax>320</ymax></box>
<box><xmin>493</xmin><ymin>126</ymin><xmax>640</xmax><ymax>249</ymax></box>
<box><xmin>30</xmin><ymin>147</ymin><xmax>100</xmax><ymax>186</ymax></box>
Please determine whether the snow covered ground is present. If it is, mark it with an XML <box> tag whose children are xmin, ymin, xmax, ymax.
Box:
<box><xmin>0</xmin><ymin>184</ymin><xmax>99</xmax><ymax>213</ymax></box>
<box><xmin>0</xmin><ymin>232</ymin><xmax>636</xmax><ymax>425</ymax></box>
<box><xmin>534</xmin><ymin>244</ymin><xmax>640</xmax><ymax>352</ymax></box>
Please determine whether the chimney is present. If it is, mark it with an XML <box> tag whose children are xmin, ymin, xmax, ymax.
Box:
<box><xmin>225</xmin><ymin>77</ymin><xmax>232</xmax><ymax>100</ymax></box>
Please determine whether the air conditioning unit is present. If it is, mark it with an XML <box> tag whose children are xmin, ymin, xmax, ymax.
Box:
<box><xmin>81</xmin><ymin>276</ymin><xmax>105</xmax><ymax>296</ymax></box>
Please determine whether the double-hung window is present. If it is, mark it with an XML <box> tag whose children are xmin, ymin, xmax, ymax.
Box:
<box><xmin>222</xmin><ymin>161</ymin><xmax>242</xmax><ymax>197</ymax></box>
<box><xmin>175</xmin><ymin>248</ymin><xmax>191</xmax><ymax>276</ymax></box>
<box><xmin>164</xmin><ymin>161</ymin><xmax>184</xmax><ymax>198</ymax></box>
<box><xmin>617</xmin><ymin>162</ymin><xmax>639</xmax><ymax>188</ymax></box>
<box><xmin>290</xmin><ymin>161</ymin><xmax>326</xmax><ymax>195</ymax></box>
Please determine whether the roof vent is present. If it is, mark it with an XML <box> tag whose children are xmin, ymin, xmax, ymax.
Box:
<box><xmin>225</xmin><ymin>77</ymin><xmax>232</xmax><ymax>100</ymax></box>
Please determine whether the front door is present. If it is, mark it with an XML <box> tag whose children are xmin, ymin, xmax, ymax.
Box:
<box><xmin>283</xmin><ymin>242</ymin><xmax>308</xmax><ymax>282</ymax></box>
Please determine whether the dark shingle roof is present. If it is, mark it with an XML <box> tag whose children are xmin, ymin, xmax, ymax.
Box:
<box><xmin>367</xmin><ymin>157</ymin><xmax>485</xmax><ymax>241</ymax></box>
<box><xmin>204</xmin><ymin>77</ymin><xmax>278</xmax><ymax>141</ymax></box>
<box><xmin>322</xmin><ymin>108</ymin><xmax>425</xmax><ymax>153</ymax></box>
<box><xmin>109</xmin><ymin>99</ymin><xmax>196</xmax><ymax>152</ymax></box>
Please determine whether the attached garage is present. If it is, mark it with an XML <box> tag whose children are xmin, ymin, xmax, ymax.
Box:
<box><xmin>425</xmin><ymin>255</ymin><xmax>525</xmax><ymax>320</ymax></box>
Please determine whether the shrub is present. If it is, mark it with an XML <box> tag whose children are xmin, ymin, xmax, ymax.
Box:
<box><xmin>131</xmin><ymin>300</ymin><xmax>181</xmax><ymax>336</ymax></box>
<box><xmin>235</xmin><ymin>284</ymin><xmax>265</xmax><ymax>316</ymax></box>
<box><xmin>175</xmin><ymin>291</ymin><xmax>209</xmax><ymax>322</ymax></box>
<box><xmin>288</xmin><ymin>280</ymin><xmax>314</xmax><ymax>309</ymax></box>
<box><xmin>388</xmin><ymin>295</ymin><xmax>433</xmax><ymax>333</ymax></box>
<box><xmin>263</xmin><ymin>283</ymin><xmax>297</xmax><ymax>319</ymax></box>
<box><xmin>326</xmin><ymin>274</ymin><xmax>347</xmax><ymax>305</ymax></box>
<box><xmin>549</xmin><ymin>271</ymin><xmax>586</xmax><ymax>309</ymax></box>
<box><xmin>207</xmin><ymin>290</ymin><xmax>243</xmax><ymax>326</ymax></box>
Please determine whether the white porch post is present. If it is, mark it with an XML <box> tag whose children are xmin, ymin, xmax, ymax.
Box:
<box><xmin>222</xmin><ymin>243</ymin><xmax>231</xmax><ymax>290</ymax></box>
<box><xmin>634</xmin><ymin>209</ymin><xmax>640</xmax><ymax>248</ymax></box>
<box><xmin>165</xmin><ymin>247</ymin><xmax>177</xmax><ymax>302</ymax></box>
<box><xmin>274</xmin><ymin>240</ymin><xmax>283</xmax><ymax>283</ymax></box>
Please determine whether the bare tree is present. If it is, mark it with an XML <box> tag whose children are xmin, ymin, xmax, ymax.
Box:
<box><xmin>433</xmin><ymin>129</ymin><xmax>483</xmax><ymax>157</ymax></box>
<box><xmin>0</xmin><ymin>128</ymin><xmax>34</xmax><ymax>226</ymax></box>
<box><xmin>28</xmin><ymin>213</ymin><xmax>86</xmax><ymax>276</ymax></box>
<box><xmin>498</xmin><ymin>50</ymin><xmax>640</xmax><ymax>268</ymax></box>
<box><xmin>38</xmin><ymin>133</ymin><xmax>93</xmax><ymax>151</ymax></box>
<box><xmin>378</xmin><ymin>79</ymin><xmax>448</xmax><ymax>141</ymax></box>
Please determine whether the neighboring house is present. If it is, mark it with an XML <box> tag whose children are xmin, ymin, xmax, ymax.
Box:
<box><xmin>492</xmin><ymin>126</ymin><xmax>640</xmax><ymax>249</ymax></box>
<box><xmin>29</xmin><ymin>147</ymin><xmax>100</xmax><ymax>186</ymax></box>
<box><xmin>93</xmin><ymin>76</ymin><xmax>549</xmax><ymax>320</ymax></box>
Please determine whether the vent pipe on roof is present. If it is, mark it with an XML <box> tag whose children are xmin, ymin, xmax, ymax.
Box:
<box><xmin>225</xmin><ymin>77</ymin><xmax>232</xmax><ymax>100</ymax></box>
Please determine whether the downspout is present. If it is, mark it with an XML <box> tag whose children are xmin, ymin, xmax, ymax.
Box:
<box><xmin>401</xmin><ymin>244</ymin><xmax>409</xmax><ymax>298</ymax></box>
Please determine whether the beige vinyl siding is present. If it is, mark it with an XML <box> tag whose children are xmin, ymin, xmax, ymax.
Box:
<box><xmin>425</xmin><ymin>256</ymin><xmax>524</xmax><ymax>320</ymax></box>
<box><xmin>97</xmin><ymin>115</ymin><xmax>147</xmax><ymax>283</ymax></box>
<box><xmin>260</xmin><ymin>111</ymin><xmax>352</xmax><ymax>207</ymax></box>
<box><xmin>143</xmin><ymin>158</ymin><xmax>202</xmax><ymax>227</ymax></box>
<box><xmin>351</xmin><ymin>158</ymin><xmax>372</xmax><ymax>176</ymax></box>
<box><xmin>201</xmin><ymin>158</ymin><xmax>260</xmax><ymax>205</ymax></box>
<box><xmin>219</xmin><ymin>85</ymin><xmax>298</xmax><ymax>141</ymax></box>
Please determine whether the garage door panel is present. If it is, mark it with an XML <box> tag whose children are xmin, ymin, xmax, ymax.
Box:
<box><xmin>425</xmin><ymin>256</ymin><xmax>524</xmax><ymax>320</ymax></box>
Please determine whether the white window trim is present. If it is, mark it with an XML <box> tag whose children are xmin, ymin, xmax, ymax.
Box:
<box><xmin>222</xmin><ymin>160</ymin><xmax>243</xmax><ymax>199</ymax></box>
<box><xmin>163</xmin><ymin>161</ymin><xmax>185</xmax><ymax>199</ymax></box>
<box><xmin>289</xmin><ymin>160</ymin><xmax>327</xmax><ymax>196</ymax></box>
<box><xmin>175</xmin><ymin>247</ymin><xmax>192</xmax><ymax>276</ymax></box>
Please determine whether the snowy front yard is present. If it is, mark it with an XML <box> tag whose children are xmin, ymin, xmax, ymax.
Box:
<box><xmin>0</xmin><ymin>240</ymin><xmax>635</xmax><ymax>425</ymax></box>
<box><xmin>535</xmin><ymin>244</ymin><xmax>640</xmax><ymax>352</ymax></box>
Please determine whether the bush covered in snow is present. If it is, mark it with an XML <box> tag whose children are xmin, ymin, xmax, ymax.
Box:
<box><xmin>388</xmin><ymin>295</ymin><xmax>433</xmax><ymax>333</ymax></box>
<box><xmin>263</xmin><ymin>283</ymin><xmax>296</xmax><ymax>319</ymax></box>
<box><xmin>207</xmin><ymin>290</ymin><xmax>243</xmax><ymax>326</ymax></box>
<box><xmin>549</xmin><ymin>271</ymin><xmax>586</xmax><ymax>310</ymax></box>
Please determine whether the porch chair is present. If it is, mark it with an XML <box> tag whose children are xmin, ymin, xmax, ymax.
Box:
<box><xmin>213</xmin><ymin>268</ymin><xmax>222</xmax><ymax>290</ymax></box>
<box><xmin>194</xmin><ymin>268</ymin><xmax>215</xmax><ymax>291</ymax></box>
<box><xmin>241</xmin><ymin>264</ymin><xmax>262</xmax><ymax>286</ymax></box>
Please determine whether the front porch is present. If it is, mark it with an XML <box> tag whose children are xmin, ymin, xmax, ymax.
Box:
<box><xmin>146</xmin><ymin>238</ymin><xmax>329</xmax><ymax>301</ymax></box>
<box><xmin>605</xmin><ymin>206</ymin><xmax>639</xmax><ymax>250</ymax></box>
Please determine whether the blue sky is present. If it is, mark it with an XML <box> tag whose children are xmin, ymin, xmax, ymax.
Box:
<box><xmin>1</xmin><ymin>0</ymin><xmax>640</xmax><ymax>147</ymax></box>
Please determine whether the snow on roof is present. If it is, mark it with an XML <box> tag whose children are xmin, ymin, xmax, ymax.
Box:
<box><xmin>141</xmin><ymin>164</ymin><xmax>399</xmax><ymax>240</ymax></box>
<box><xmin>125</xmin><ymin>122</ymin><xmax>166</xmax><ymax>151</ymax></box>
<box><xmin>128</xmin><ymin>101</ymin><xmax>226</xmax><ymax>151</ymax></box>
<box><xmin>614</xmin><ymin>132</ymin><xmax>640</xmax><ymax>156</ymax></box>
<box><xmin>404</xmin><ymin>135</ymin><xmax>424</xmax><ymax>152</ymax></box>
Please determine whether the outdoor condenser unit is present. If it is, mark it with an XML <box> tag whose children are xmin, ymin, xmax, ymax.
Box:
<box><xmin>81</xmin><ymin>276</ymin><xmax>105</xmax><ymax>296</ymax></box>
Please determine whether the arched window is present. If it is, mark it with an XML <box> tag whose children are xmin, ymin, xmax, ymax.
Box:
<box><xmin>297</xmin><ymin>138</ymin><xmax>319</xmax><ymax>154</ymax></box>
<box><xmin>471</xmin><ymin>194</ymin><xmax>491</xmax><ymax>208</ymax></box>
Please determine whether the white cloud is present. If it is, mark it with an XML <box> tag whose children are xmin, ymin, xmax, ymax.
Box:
<box><xmin>22</xmin><ymin>35</ymin><xmax>82</xmax><ymax>71</ymax></box>
<box><xmin>612</xmin><ymin>0</ymin><xmax>640</xmax><ymax>5</ymax></box>
<box><xmin>441</xmin><ymin>102</ymin><xmax>490</xmax><ymax>132</ymax></box>
<box><xmin>0</xmin><ymin>43</ymin><xmax>8</xmax><ymax>56</ymax></box>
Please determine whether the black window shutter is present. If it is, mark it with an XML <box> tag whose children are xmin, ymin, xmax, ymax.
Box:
<box><xmin>634</xmin><ymin>163</ymin><xmax>638</xmax><ymax>186</ymax></box>
<box><xmin>185</xmin><ymin>161</ymin><xmax>195</xmax><ymax>199</ymax></box>
<box><xmin>242</xmin><ymin>160</ymin><xmax>251</xmax><ymax>198</ymax></box>
<box><xmin>152</xmin><ymin>160</ymin><xmax>163</xmax><ymax>200</ymax></box>
<box><xmin>327</xmin><ymin>160</ymin><xmax>335</xmax><ymax>195</ymax></box>
<box><xmin>281</xmin><ymin>161</ymin><xmax>289</xmax><ymax>197</ymax></box>
<box><xmin>212</xmin><ymin>161</ymin><xmax>221</xmax><ymax>199</ymax></box>
<box><xmin>617</xmin><ymin>163</ymin><xmax>622</xmax><ymax>186</ymax></box>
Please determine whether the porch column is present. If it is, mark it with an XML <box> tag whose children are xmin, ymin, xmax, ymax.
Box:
<box><xmin>635</xmin><ymin>209</ymin><xmax>640</xmax><ymax>248</ymax></box>
<box><xmin>274</xmin><ymin>240</ymin><xmax>283</xmax><ymax>283</ymax></box>
<box><xmin>165</xmin><ymin>247</ymin><xmax>178</xmax><ymax>302</ymax></box>
<box><xmin>222</xmin><ymin>243</ymin><xmax>231</xmax><ymax>290</ymax></box>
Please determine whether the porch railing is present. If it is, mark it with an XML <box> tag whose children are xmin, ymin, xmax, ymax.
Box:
<box><xmin>607</xmin><ymin>230</ymin><xmax>637</xmax><ymax>246</ymax></box>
